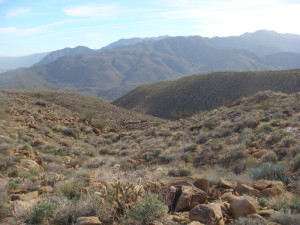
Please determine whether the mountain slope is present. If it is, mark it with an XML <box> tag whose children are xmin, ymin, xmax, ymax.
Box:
<box><xmin>0</xmin><ymin>36</ymin><xmax>278</xmax><ymax>100</ymax></box>
<box><xmin>0</xmin><ymin>52</ymin><xmax>49</xmax><ymax>73</ymax></box>
<box><xmin>264</xmin><ymin>52</ymin><xmax>300</xmax><ymax>69</ymax></box>
<box><xmin>113</xmin><ymin>69</ymin><xmax>300</xmax><ymax>119</ymax></box>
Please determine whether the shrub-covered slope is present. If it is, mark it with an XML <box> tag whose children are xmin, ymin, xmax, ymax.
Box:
<box><xmin>113</xmin><ymin>69</ymin><xmax>300</xmax><ymax>119</ymax></box>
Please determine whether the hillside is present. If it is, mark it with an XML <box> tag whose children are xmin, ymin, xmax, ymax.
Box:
<box><xmin>264</xmin><ymin>52</ymin><xmax>300</xmax><ymax>69</ymax></box>
<box><xmin>0</xmin><ymin>89</ymin><xmax>163</xmax><ymax>129</ymax></box>
<box><xmin>113</xmin><ymin>70</ymin><xmax>300</xmax><ymax>119</ymax></box>
<box><xmin>0</xmin><ymin>90</ymin><xmax>299</xmax><ymax>225</ymax></box>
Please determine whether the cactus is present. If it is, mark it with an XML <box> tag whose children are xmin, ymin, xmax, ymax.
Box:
<box><xmin>146</xmin><ymin>180</ymin><xmax>161</xmax><ymax>194</ymax></box>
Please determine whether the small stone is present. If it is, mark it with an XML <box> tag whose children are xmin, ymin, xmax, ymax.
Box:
<box><xmin>75</xmin><ymin>216</ymin><xmax>101</xmax><ymax>225</ymax></box>
<box><xmin>173</xmin><ymin>215</ymin><xmax>185</xmax><ymax>222</ymax></box>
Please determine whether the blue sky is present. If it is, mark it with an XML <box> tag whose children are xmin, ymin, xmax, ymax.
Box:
<box><xmin>1</xmin><ymin>0</ymin><xmax>300</xmax><ymax>56</ymax></box>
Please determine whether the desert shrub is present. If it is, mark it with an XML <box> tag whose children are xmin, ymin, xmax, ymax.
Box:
<box><xmin>281</xmin><ymin>138</ymin><xmax>297</xmax><ymax>148</ymax></box>
<box><xmin>291</xmin><ymin>146</ymin><xmax>300</xmax><ymax>157</ymax></box>
<box><xmin>0</xmin><ymin>185</ymin><xmax>10</xmax><ymax>219</ymax></box>
<box><xmin>184</xmin><ymin>144</ymin><xmax>198</xmax><ymax>152</ymax></box>
<box><xmin>259</xmin><ymin>197</ymin><xmax>268</xmax><ymax>207</ymax></box>
<box><xmin>262</xmin><ymin>152</ymin><xmax>278</xmax><ymax>163</ymax></box>
<box><xmin>141</xmin><ymin>149</ymin><xmax>162</xmax><ymax>163</ymax></box>
<box><xmin>230</xmin><ymin>216</ymin><xmax>267</xmax><ymax>225</ymax></box>
<box><xmin>99</xmin><ymin>148</ymin><xmax>117</xmax><ymax>156</ymax></box>
<box><xmin>270</xmin><ymin>209</ymin><xmax>300</xmax><ymax>225</ymax></box>
<box><xmin>293</xmin><ymin>154</ymin><xmax>300</xmax><ymax>171</ymax></box>
<box><xmin>157</xmin><ymin>155</ymin><xmax>174</xmax><ymax>164</ymax></box>
<box><xmin>211</xmin><ymin>141</ymin><xmax>224</xmax><ymax>152</ymax></box>
<box><xmin>60</xmin><ymin>182</ymin><xmax>84</xmax><ymax>200</ymax></box>
<box><xmin>197</xmin><ymin>133</ymin><xmax>208</xmax><ymax>144</ymax></box>
<box><xmin>203</xmin><ymin>118</ymin><xmax>218</xmax><ymax>130</ymax></box>
<box><xmin>181</xmin><ymin>153</ymin><xmax>194</xmax><ymax>163</ymax></box>
<box><xmin>274</xmin><ymin>147</ymin><xmax>288</xmax><ymax>159</ymax></box>
<box><xmin>266</xmin><ymin>130</ymin><xmax>284</xmax><ymax>145</ymax></box>
<box><xmin>0</xmin><ymin>155</ymin><xmax>14</xmax><ymax>171</ymax></box>
<box><xmin>269</xmin><ymin>196</ymin><xmax>300</xmax><ymax>213</ymax></box>
<box><xmin>43</xmin><ymin>162</ymin><xmax>66</xmax><ymax>174</ymax></box>
<box><xmin>233</xmin><ymin>164</ymin><xmax>246</xmax><ymax>175</ymax></box>
<box><xmin>122</xmin><ymin>193</ymin><xmax>167</xmax><ymax>224</ymax></box>
<box><xmin>270</xmin><ymin>119</ymin><xmax>281</xmax><ymax>127</ymax></box>
<box><xmin>83</xmin><ymin>158</ymin><xmax>105</xmax><ymax>169</ymax></box>
<box><xmin>62</xmin><ymin>128</ymin><xmax>80</xmax><ymax>138</ymax></box>
<box><xmin>245</xmin><ymin>117</ymin><xmax>259</xmax><ymax>128</ymax></box>
<box><xmin>257</xmin><ymin>124</ymin><xmax>273</xmax><ymax>133</ymax></box>
<box><xmin>252</xmin><ymin>162</ymin><xmax>288</xmax><ymax>183</ymax></box>
<box><xmin>32</xmin><ymin>201</ymin><xmax>57</xmax><ymax>224</ymax></box>
<box><xmin>221</xmin><ymin>145</ymin><xmax>245</xmax><ymax>166</ymax></box>
<box><xmin>215</xmin><ymin>125</ymin><xmax>233</xmax><ymax>138</ymax></box>
<box><xmin>168</xmin><ymin>167</ymin><xmax>191</xmax><ymax>177</ymax></box>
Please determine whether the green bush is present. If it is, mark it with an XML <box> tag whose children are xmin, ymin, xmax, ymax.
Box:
<box><xmin>60</xmin><ymin>182</ymin><xmax>83</xmax><ymax>200</ymax></box>
<box><xmin>123</xmin><ymin>193</ymin><xmax>167</xmax><ymax>224</ymax></box>
<box><xmin>293</xmin><ymin>154</ymin><xmax>300</xmax><ymax>171</ymax></box>
<box><xmin>252</xmin><ymin>162</ymin><xmax>288</xmax><ymax>183</ymax></box>
<box><xmin>281</xmin><ymin>138</ymin><xmax>297</xmax><ymax>148</ymax></box>
<box><xmin>168</xmin><ymin>167</ymin><xmax>191</xmax><ymax>177</ymax></box>
<box><xmin>32</xmin><ymin>201</ymin><xmax>57</xmax><ymax>224</ymax></box>
<box><xmin>221</xmin><ymin>145</ymin><xmax>245</xmax><ymax>166</ymax></box>
<box><xmin>257</xmin><ymin>124</ymin><xmax>273</xmax><ymax>133</ymax></box>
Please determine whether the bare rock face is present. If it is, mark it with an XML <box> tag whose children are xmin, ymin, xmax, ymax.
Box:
<box><xmin>229</xmin><ymin>198</ymin><xmax>257</xmax><ymax>218</ymax></box>
<box><xmin>234</xmin><ymin>183</ymin><xmax>260</xmax><ymax>197</ymax></box>
<box><xmin>252</xmin><ymin>179</ymin><xmax>272</xmax><ymax>190</ymax></box>
<box><xmin>189</xmin><ymin>203</ymin><xmax>223</xmax><ymax>225</ymax></box>
<box><xmin>194</xmin><ymin>178</ymin><xmax>209</xmax><ymax>194</ymax></box>
<box><xmin>75</xmin><ymin>217</ymin><xmax>102</xmax><ymax>225</ymax></box>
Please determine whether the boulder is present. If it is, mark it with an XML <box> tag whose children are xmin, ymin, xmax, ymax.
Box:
<box><xmin>165</xmin><ymin>186</ymin><xmax>177</xmax><ymax>209</ymax></box>
<box><xmin>234</xmin><ymin>183</ymin><xmax>260</xmax><ymax>197</ymax></box>
<box><xmin>261</xmin><ymin>186</ymin><xmax>282</xmax><ymax>197</ymax></box>
<box><xmin>220</xmin><ymin>192</ymin><xmax>240</xmax><ymax>202</ymax></box>
<box><xmin>194</xmin><ymin>178</ymin><xmax>209</xmax><ymax>194</ymax></box>
<box><xmin>11</xmin><ymin>191</ymin><xmax>38</xmax><ymax>201</ymax></box>
<box><xmin>229</xmin><ymin>198</ymin><xmax>257</xmax><ymax>218</ymax></box>
<box><xmin>189</xmin><ymin>203</ymin><xmax>223</xmax><ymax>225</ymax></box>
<box><xmin>258</xmin><ymin>209</ymin><xmax>275</xmax><ymax>217</ymax></box>
<box><xmin>19</xmin><ymin>159</ymin><xmax>42</xmax><ymax>170</ymax></box>
<box><xmin>217</xmin><ymin>178</ymin><xmax>235</xmax><ymax>188</ymax></box>
<box><xmin>75</xmin><ymin>217</ymin><xmax>101</xmax><ymax>225</ymax></box>
<box><xmin>38</xmin><ymin>186</ymin><xmax>53</xmax><ymax>193</ymax></box>
<box><xmin>174</xmin><ymin>186</ymin><xmax>192</xmax><ymax>211</ymax></box>
<box><xmin>252</xmin><ymin>180</ymin><xmax>272</xmax><ymax>190</ymax></box>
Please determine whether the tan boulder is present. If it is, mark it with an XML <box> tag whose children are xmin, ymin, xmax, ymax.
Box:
<box><xmin>252</xmin><ymin>180</ymin><xmax>272</xmax><ymax>190</ymax></box>
<box><xmin>234</xmin><ymin>183</ymin><xmax>260</xmax><ymax>197</ymax></box>
<box><xmin>229</xmin><ymin>198</ymin><xmax>257</xmax><ymax>218</ymax></box>
<box><xmin>20</xmin><ymin>159</ymin><xmax>42</xmax><ymax>170</ymax></box>
<box><xmin>194</xmin><ymin>178</ymin><xmax>209</xmax><ymax>194</ymax></box>
<box><xmin>217</xmin><ymin>178</ymin><xmax>236</xmax><ymax>188</ymax></box>
<box><xmin>220</xmin><ymin>192</ymin><xmax>240</xmax><ymax>202</ymax></box>
<box><xmin>38</xmin><ymin>186</ymin><xmax>53</xmax><ymax>193</ymax></box>
<box><xmin>258</xmin><ymin>209</ymin><xmax>275</xmax><ymax>217</ymax></box>
<box><xmin>165</xmin><ymin>186</ymin><xmax>177</xmax><ymax>209</ymax></box>
<box><xmin>189</xmin><ymin>203</ymin><xmax>223</xmax><ymax>225</ymax></box>
<box><xmin>11</xmin><ymin>191</ymin><xmax>38</xmax><ymax>201</ymax></box>
<box><xmin>188</xmin><ymin>222</ymin><xmax>204</xmax><ymax>225</ymax></box>
<box><xmin>174</xmin><ymin>186</ymin><xmax>192</xmax><ymax>211</ymax></box>
<box><xmin>261</xmin><ymin>186</ymin><xmax>282</xmax><ymax>197</ymax></box>
<box><xmin>75</xmin><ymin>217</ymin><xmax>101</xmax><ymax>225</ymax></box>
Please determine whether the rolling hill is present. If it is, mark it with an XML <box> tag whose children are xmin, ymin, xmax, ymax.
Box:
<box><xmin>113</xmin><ymin>69</ymin><xmax>300</xmax><ymax>119</ymax></box>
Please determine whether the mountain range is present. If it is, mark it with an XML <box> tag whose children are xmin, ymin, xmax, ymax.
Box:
<box><xmin>1</xmin><ymin>30</ymin><xmax>300</xmax><ymax>100</ymax></box>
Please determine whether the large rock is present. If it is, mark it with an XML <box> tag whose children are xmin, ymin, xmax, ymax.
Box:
<box><xmin>189</xmin><ymin>203</ymin><xmax>223</xmax><ymax>225</ymax></box>
<box><xmin>75</xmin><ymin>217</ymin><xmax>101</xmax><ymax>225</ymax></box>
<box><xmin>234</xmin><ymin>183</ymin><xmax>260</xmax><ymax>197</ymax></box>
<box><xmin>19</xmin><ymin>159</ymin><xmax>42</xmax><ymax>170</ymax></box>
<box><xmin>217</xmin><ymin>178</ymin><xmax>236</xmax><ymax>188</ymax></box>
<box><xmin>194</xmin><ymin>178</ymin><xmax>209</xmax><ymax>194</ymax></box>
<box><xmin>165</xmin><ymin>186</ymin><xmax>177</xmax><ymax>209</ymax></box>
<box><xmin>252</xmin><ymin>180</ymin><xmax>272</xmax><ymax>190</ymax></box>
<box><xmin>261</xmin><ymin>186</ymin><xmax>282</xmax><ymax>197</ymax></box>
<box><xmin>220</xmin><ymin>192</ymin><xmax>240</xmax><ymax>202</ymax></box>
<box><xmin>229</xmin><ymin>198</ymin><xmax>257</xmax><ymax>218</ymax></box>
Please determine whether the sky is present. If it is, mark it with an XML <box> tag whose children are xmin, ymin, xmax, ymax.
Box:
<box><xmin>1</xmin><ymin>0</ymin><xmax>300</xmax><ymax>57</ymax></box>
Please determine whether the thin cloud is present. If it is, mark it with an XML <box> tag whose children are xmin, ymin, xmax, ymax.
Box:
<box><xmin>0</xmin><ymin>27</ymin><xmax>18</xmax><ymax>34</ymax></box>
<box><xmin>5</xmin><ymin>20</ymin><xmax>73</xmax><ymax>37</ymax></box>
<box><xmin>6</xmin><ymin>8</ymin><xmax>30</xmax><ymax>18</ymax></box>
<box><xmin>63</xmin><ymin>4</ymin><xmax>122</xmax><ymax>18</ymax></box>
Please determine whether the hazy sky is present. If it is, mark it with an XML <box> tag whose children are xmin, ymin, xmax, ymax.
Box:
<box><xmin>1</xmin><ymin>0</ymin><xmax>300</xmax><ymax>56</ymax></box>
